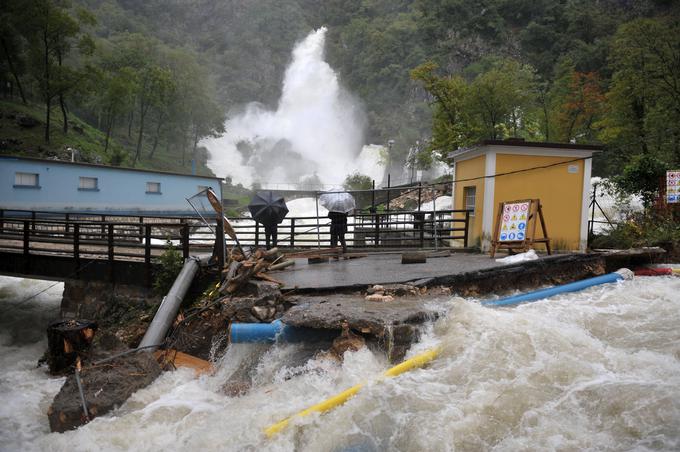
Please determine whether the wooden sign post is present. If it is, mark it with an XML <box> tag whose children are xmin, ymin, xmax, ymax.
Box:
<box><xmin>490</xmin><ymin>199</ymin><xmax>551</xmax><ymax>258</ymax></box>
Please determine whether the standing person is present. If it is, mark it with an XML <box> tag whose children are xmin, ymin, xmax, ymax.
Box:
<box><xmin>328</xmin><ymin>211</ymin><xmax>348</xmax><ymax>253</ymax></box>
<box><xmin>263</xmin><ymin>220</ymin><xmax>277</xmax><ymax>250</ymax></box>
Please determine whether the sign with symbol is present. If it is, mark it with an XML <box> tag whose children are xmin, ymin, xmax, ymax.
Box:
<box><xmin>498</xmin><ymin>201</ymin><xmax>530</xmax><ymax>242</ymax></box>
<box><xmin>668</xmin><ymin>170</ymin><xmax>680</xmax><ymax>204</ymax></box>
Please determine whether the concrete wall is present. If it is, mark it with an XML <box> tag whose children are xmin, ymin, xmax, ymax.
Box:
<box><xmin>453</xmin><ymin>155</ymin><xmax>486</xmax><ymax>246</ymax></box>
<box><xmin>1</xmin><ymin>157</ymin><xmax>222</xmax><ymax>215</ymax></box>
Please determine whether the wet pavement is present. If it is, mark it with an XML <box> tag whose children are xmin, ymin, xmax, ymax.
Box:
<box><xmin>272</xmin><ymin>251</ymin><xmax>506</xmax><ymax>291</ymax></box>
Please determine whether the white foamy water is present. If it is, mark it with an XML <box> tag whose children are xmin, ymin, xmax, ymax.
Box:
<box><xmin>2</xmin><ymin>276</ymin><xmax>680</xmax><ymax>451</ymax></box>
<box><xmin>203</xmin><ymin>27</ymin><xmax>372</xmax><ymax>188</ymax></box>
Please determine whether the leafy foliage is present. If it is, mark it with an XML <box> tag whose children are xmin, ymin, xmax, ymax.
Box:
<box><xmin>153</xmin><ymin>241</ymin><xmax>184</xmax><ymax>295</ymax></box>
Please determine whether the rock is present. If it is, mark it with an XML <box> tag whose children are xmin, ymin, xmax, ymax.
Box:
<box><xmin>330</xmin><ymin>321</ymin><xmax>365</xmax><ymax>359</ymax></box>
<box><xmin>367</xmin><ymin>285</ymin><xmax>384</xmax><ymax>294</ymax></box>
<box><xmin>251</xmin><ymin>306</ymin><xmax>271</xmax><ymax>321</ymax></box>
<box><xmin>381</xmin><ymin>284</ymin><xmax>417</xmax><ymax>296</ymax></box>
<box><xmin>47</xmin><ymin>350</ymin><xmax>162</xmax><ymax>432</ymax></box>
<box><xmin>365</xmin><ymin>294</ymin><xmax>394</xmax><ymax>302</ymax></box>
<box><xmin>242</xmin><ymin>280</ymin><xmax>281</xmax><ymax>302</ymax></box>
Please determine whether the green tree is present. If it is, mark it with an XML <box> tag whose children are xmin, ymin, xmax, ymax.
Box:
<box><xmin>22</xmin><ymin>0</ymin><xmax>89</xmax><ymax>142</ymax></box>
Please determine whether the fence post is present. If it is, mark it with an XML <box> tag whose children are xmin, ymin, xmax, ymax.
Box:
<box><xmin>138</xmin><ymin>216</ymin><xmax>144</xmax><ymax>243</ymax></box>
<box><xmin>100</xmin><ymin>215</ymin><xmax>106</xmax><ymax>239</ymax></box>
<box><xmin>65</xmin><ymin>213</ymin><xmax>70</xmax><ymax>234</ymax></box>
<box><xmin>255</xmin><ymin>222</ymin><xmax>260</xmax><ymax>248</ymax></box>
<box><xmin>417</xmin><ymin>182</ymin><xmax>422</xmax><ymax>212</ymax></box>
<box><xmin>464</xmin><ymin>210</ymin><xmax>470</xmax><ymax>248</ymax></box>
<box><xmin>31</xmin><ymin>211</ymin><xmax>36</xmax><ymax>231</ymax></box>
<box><xmin>73</xmin><ymin>223</ymin><xmax>80</xmax><ymax>277</ymax></box>
<box><xmin>0</xmin><ymin>209</ymin><xmax>4</xmax><ymax>234</ymax></box>
<box><xmin>181</xmin><ymin>223</ymin><xmax>189</xmax><ymax>260</ymax></box>
<box><xmin>23</xmin><ymin>220</ymin><xmax>29</xmax><ymax>255</ymax></box>
<box><xmin>108</xmin><ymin>224</ymin><xmax>114</xmax><ymax>282</ymax></box>
<box><xmin>290</xmin><ymin>218</ymin><xmax>295</xmax><ymax>248</ymax></box>
<box><xmin>374</xmin><ymin>213</ymin><xmax>380</xmax><ymax>247</ymax></box>
<box><xmin>144</xmin><ymin>225</ymin><xmax>152</xmax><ymax>287</ymax></box>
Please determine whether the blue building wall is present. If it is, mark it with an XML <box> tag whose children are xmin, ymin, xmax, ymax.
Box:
<box><xmin>0</xmin><ymin>156</ymin><xmax>223</xmax><ymax>215</ymax></box>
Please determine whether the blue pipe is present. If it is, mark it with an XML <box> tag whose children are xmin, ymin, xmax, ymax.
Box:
<box><xmin>229</xmin><ymin>320</ymin><xmax>335</xmax><ymax>343</ymax></box>
<box><xmin>482</xmin><ymin>270</ymin><xmax>631</xmax><ymax>307</ymax></box>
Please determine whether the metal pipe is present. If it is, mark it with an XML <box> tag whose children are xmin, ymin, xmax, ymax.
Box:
<box><xmin>482</xmin><ymin>269</ymin><xmax>633</xmax><ymax>307</ymax></box>
<box><xmin>229</xmin><ymin>319</ymin><xmax>335</xmax><ymax>343</ymax></box>
<box><xmin>139</xmin><ymin>256</ymin><xmax>200</xmax><ymax>348</ymax></box>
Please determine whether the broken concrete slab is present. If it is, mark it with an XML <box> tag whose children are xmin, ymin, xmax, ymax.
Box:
<box><xmin>282</xmin><ymin>294</ymin><xmax>438</xmax><ymax>362</ymax></box>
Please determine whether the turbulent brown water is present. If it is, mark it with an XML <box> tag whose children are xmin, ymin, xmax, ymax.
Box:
<box><xmin>1</xmin><ymin>275</ymin><xmax>679</xmax><ymax>451</ymax></box>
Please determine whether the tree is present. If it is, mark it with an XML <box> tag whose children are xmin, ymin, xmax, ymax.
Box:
<box><xmin>21</xmin><ymin>0</ymin><xmax>93</xmax><ymax>142</ymax></box>
<box><xmin>0</xmin><ymin>0</ymin><xmax>28</xmax><ymax>104</ymax></box>
<box><xmin>468</xmin><ymin>59</ymin><xmax>537</xmax><ymax>140</ymax></box>
<box><xmin>598</xmin><ymin>18</ymin><xmax>680</xmax><ymax>175</ymax></box>
<box><xmin>549</xmin><ymin>60</ymin><xmax>605</xmax><ymax>143</ymax></box>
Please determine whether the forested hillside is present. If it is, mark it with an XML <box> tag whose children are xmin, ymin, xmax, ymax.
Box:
<box><xmin>1</xmin><ymin>0</ymin><xmax>679</xmax><ymax>195</ymax></box>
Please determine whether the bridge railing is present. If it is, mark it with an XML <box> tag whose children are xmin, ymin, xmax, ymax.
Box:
<box><xmin>0</xmin><ymin>208</ymin><xmax>471</xmax><ymax>257</ymax></box>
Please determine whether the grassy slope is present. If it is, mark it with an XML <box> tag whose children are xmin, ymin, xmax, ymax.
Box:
<box><xmin>0</xmin><ymin>99</ymin><xmax>215</xmax><ymax>177</ymax></box>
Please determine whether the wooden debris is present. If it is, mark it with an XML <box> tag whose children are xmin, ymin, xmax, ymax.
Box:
<box><xmin>220</xmin><ymin>247</ymin><xmax>292</xmax><ymax>295</ymax></box>
<box><xmin>402</xmin><ymin>252</ymin><xmax>427</xmax><ymax>264</ymax></box>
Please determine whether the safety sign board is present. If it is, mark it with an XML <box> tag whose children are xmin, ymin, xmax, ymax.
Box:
<box><xmin>499</xmin><ymin>201</ymin><xmax>530</xmax><ymax>242</ymax></box>
<box><xmin>668</xmin><ymin>170</ymin><xmax>680</xmax><ymax>204</ymax></box>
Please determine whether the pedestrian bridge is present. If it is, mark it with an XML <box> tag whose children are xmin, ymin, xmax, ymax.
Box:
<box><xmin>0</xmin><ymin>208</ymin><xmax>471</xmax><ymax>287</ymax></box>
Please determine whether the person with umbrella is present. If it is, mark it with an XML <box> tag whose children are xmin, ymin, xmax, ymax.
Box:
<box><xmin>248</xmin><ymin>191</ymin><xmax>289</xmax><ymax>250</ymax></box>
<box><xmin>319</xmin><ymin>190</ymin><xmax>355</xmax><ymax>253</ymax></box>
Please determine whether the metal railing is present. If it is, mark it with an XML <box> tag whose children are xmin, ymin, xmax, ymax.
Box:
<box><xmin>0</xmin><ymin>208</ymin><xmax>471</xmax><ymax>260</ymax></box>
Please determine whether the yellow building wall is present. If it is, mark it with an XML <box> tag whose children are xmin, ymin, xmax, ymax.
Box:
<box><xmin>454</xmin><ymin>155</ymin><xmax>485</xmax><ymax>246</ymax></box>
<box><xmin>493</xmin><ymin>154</ymin><xmax>584</xmax><ymax>250</ymax></box>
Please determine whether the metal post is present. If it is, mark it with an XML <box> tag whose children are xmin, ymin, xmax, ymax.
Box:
<box><xmin>65</xmin><ymin>213</ymin><xmax>70</xmax><ymax>234</ymax></box>
<box><xmin>31</xmin><ymin>211</ymin><xmax>36</xmax><ymax>231</ymax></box>
<box><xmin>0</xmin><ymin>209</ymin><xmax>4</xmax><ymax>234</ymax></box>
<box><xmin>23</xmin><ymin>220</ymin><xmax>29</xmax><ymax>255</ymax></box>
<box><xmin>74</xmin><ymin>223</ymin><xmax>80</xmax><ymax>277</ymax></box>
<box><xmin>100</xmin><ymin>215</ymin><xmax>106</xmax><ymax>239</ymax></box>
<box><xmin>371</xmin><ymin>180</ymin><xmax>375</xmax><ymax>211</ymax></box>
<box><xmin>464</xmin><ymin>210</ymin><xmax>470</xmax><ymax>248</ymax></box>
<box><xmin>138</xmin><ymin>216</ymin><xmax>144</xmax><ymax>243</ymax></box>
<box><xmin>374</xmin><ymin>213</ymin><xmax>380</xmax><ymax>248</ymax></box>
<box><xmin>290</xmin><ymin>218</ymin><xmax>295</xmax><ymax>248</ymax></box>
<box><xmin>216</xmin><ymin>218</ymin><xmax>225</xmax><ymax>269</ymax></box>
<box><xmin>145</xmin><ymin>225</ymin><xmax>151</xmax><ymax>287</ymax></box>
<box><xmin>181</xmin><ymin>223</ymin><xmax>190</xmax><ymax>260</ymax></box>
<box><xmin>432</xmin><ymin>188</ymin><xmax>437</xmax><ymax>250</ymax></box>
<box><xmin>108</xmin><ymin>224</ymin><xmax>114</xmax><ymax>282</ymax></box>
<box><xmin>315</xmin><ymin>193</ymin><xmax>321</xmax><ymax>249</ymax></box>
<box><xmin>255</xmin><ymin>222</ymin><xmax>260</xmax><ymax>248</ymax></box>
<box><xmin>590</xmin><ymin>184</ymin><xmax>597</xmax><ymax>238</ymax></box>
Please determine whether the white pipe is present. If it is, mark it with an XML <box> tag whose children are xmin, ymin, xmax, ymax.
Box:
<box><xmin>139</xmin><ymin>257</ymin><xmax>200</xmax><ymax>349</ymax></box>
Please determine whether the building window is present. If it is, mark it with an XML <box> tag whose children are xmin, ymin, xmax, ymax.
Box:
<box><xmin>146</xmin><ymin>181</ymin><xmax>161</xmax><ymax>194</ymax></box>
<box><xmin>78</xmin><ymin>176</ymin><xmax>99</xmax><ymax>191</ymax></box>
<box><xmin>14</xmin><ymin>172</ymin><xmax>40</xmax><ymax>188</ymax></box>
<box><xmin>463</xmin><ymin>186</ymin><xmax>476</xmax><ymax>216</ymax></box>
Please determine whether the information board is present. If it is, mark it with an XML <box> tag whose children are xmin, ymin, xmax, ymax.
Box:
<box><xmin>667</xmin><ymin>170</ymin><xmax>680</xmax><ymax>204</ymax></box>
<box><xmin>490</xmin><ymin>199</ymin><xmax>551</xmax><ymax>258</ymax></box>
<box><xmin>498</xmin><ymin>201</ymin><xmax>530</xmax><ymax>242</ymax></box>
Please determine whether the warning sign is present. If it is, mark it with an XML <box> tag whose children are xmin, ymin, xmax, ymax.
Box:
<box><xmin>499</xmin><ymin>201</ymin><xmax>530</xmax><ymax>242</ymax></box>
<box><xmin>668</xmin><ymin>170</ymin><xmax>680</xmax><ymax>204</ymax></box>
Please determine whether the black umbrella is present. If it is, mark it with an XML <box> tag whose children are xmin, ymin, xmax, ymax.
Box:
<box><xmin>248</xmin><ymin>191</ymin><xmax>289</xmax><ymax>225</ymax></box>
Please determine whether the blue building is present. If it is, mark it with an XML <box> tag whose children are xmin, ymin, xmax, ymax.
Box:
<box><xmin>0</xmin><ymin>155</ymin><xmax>223</xmax><ymax>215</ymax></box>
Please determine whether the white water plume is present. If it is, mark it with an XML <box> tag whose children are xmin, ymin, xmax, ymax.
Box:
<box><xmin>203</xmin><ymin>27</ymin><xmax>370</xmax><ymax>188</ymax></box>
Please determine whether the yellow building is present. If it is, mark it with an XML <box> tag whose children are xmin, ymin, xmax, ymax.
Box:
<box><xmin>450</xmin><ymin>139</ymin><xmax>602</xmax><ymax>252</ymax></box>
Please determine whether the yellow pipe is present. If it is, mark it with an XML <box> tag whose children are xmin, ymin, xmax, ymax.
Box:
<box><xmin>264</xmin><ymin>346</ymin><xmax>442</xmax><ymax>438</ymax></box>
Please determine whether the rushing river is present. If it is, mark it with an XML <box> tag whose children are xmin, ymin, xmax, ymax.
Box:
<box><xmin>1</xmin><ymin>274</ymin><xmax>679</xmax><ymax>451</ymax></box>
